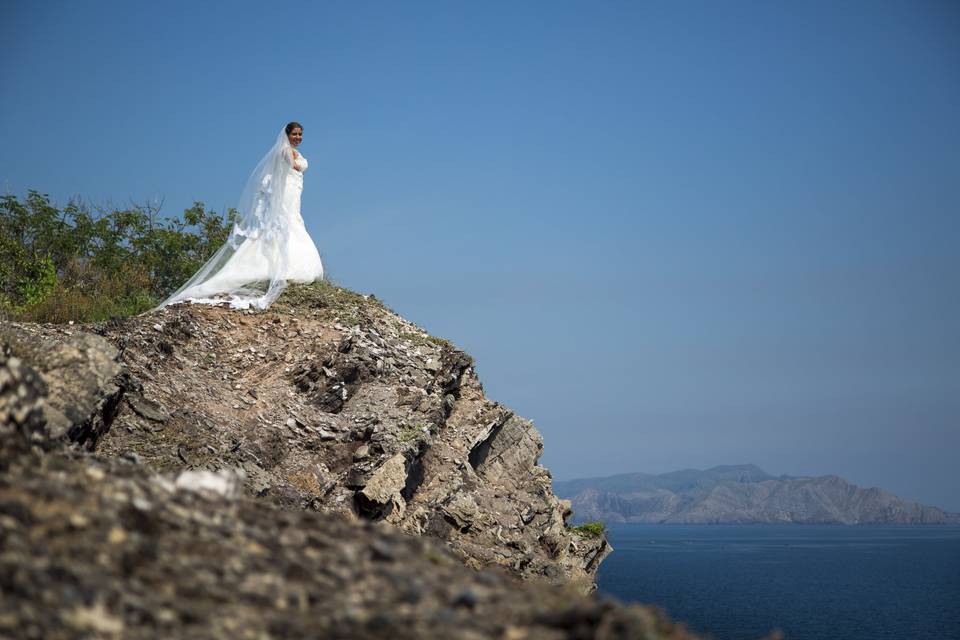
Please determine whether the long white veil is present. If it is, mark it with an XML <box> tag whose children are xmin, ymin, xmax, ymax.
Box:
<box><xmin>153</xmin><ymin>127</ymin><xmax>295</xmax><ymax>311</ymax></box>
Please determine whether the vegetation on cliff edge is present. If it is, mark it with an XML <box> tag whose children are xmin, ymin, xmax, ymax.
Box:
<box><xmin>1</xmin><ymin>190</ymin><xmax>236</xmax><ymax>323</ymax></box>
<box><xmin>569</xmin><ymin>521</ymin><xmax>606</xmax><ymax>538</ymax></box>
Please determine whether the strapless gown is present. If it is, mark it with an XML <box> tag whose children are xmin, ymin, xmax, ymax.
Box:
<box><xmin>171</xmin><ymin>150</ymin><xmax>324</xmax><ymax>308</ymax></box>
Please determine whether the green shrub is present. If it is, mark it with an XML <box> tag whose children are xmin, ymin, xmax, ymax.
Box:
<box><xmin>0</xmin><ymin>190</ymin><xmax>236</xmax><ymax>324</ymax></box>
<box><xmin>568</xmin><ymin>521</ymin><xmax>606</xmax><ymax>538</ymax></box>
<box><xmin>16</xmin><ymin>255</ymin><xmax>57</xmax><ymax>307</ymax></box>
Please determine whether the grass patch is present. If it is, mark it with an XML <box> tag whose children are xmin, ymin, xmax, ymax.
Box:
<box><xmin>398</xmin><ymin>423</ymin><xmax>426</xmax><ymax>443</ymax></box>
<box><xmin>273</xmin><ymin>280</ymin><xmax>384</xmax><ymax>324</ymax></box>
<box><xmin>398</xmin><ymin>331</ymin><xmax>451</xmax><ymax>349</ymax></box>
<box><xmin>5</xmin><ymin>290</ymin><xmax>155</xmax><ymax>324</ymax></box>
<box><xmin>568</xmin><ymin>521</ymin><xmax>606</xmax><ymax>538</ymax></box>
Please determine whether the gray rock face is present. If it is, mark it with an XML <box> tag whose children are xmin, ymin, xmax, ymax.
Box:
<box><xmin>13</xmin><ymin>287</ymin><xmax>917</xmax><ymax>638</ymax></box>
<box><xmin>555</xmin><ymin>465</ymin><xmax>959</xmax><ymax>525</ymax></box>
<box><xmin>1</xmin><ymin>326</ymin><xmax>132</xmax><ymax>450</ymax></box>
<box><xmin>0</xmin><ymin>335</ymin><xmax>705</xmax><ymax>640</ymax></box>
<box><xmin>0</xmin><ymin>342</ymin><xmax>49</xmax><ymax>460</ymax></box>
<box><xmin>4</xmin><ymin>284</ymin><xmax>610</xmax><ymax>592</ymax></box>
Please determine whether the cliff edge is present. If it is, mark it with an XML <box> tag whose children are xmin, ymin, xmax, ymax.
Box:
<box><xmin>0</xmin><ymin>310</ymin><xmax>713</xmax><ymax>640</ymax></box>
<box><xmin>5</xmin><ymin>282</ymin><xmax>609</xmax><ymax>589</ymax></box>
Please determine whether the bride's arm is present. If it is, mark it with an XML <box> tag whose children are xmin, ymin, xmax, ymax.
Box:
<box><xmin>289</xmin><ymin>148</ymin><xmax>302</xmax><ymax>172</ymax></box>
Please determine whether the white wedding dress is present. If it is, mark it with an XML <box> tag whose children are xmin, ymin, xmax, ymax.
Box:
<box><xmin>155</xmin><ymin>128</ymin><xmax>324</xmax><ymax>311</ymax></box>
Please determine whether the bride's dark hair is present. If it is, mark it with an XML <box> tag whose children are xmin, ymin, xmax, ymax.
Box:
<box><xmin>285</xmin><ymin>121</ymin><xmax>303</xmax><ymax>135</ymax></box>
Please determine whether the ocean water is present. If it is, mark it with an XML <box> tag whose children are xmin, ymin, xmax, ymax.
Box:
<box><xmin>596</xmin><ymin>524</ymin><xmax>960</xmax><ymax>640</ymax></box>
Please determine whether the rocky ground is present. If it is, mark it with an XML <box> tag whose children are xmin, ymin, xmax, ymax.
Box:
<box><xmin>0</xmin><ymin>282</ymin><xmax>720</xmax><ymax>639</ymax></box>
<box><xmin>0</xmin><ymin>433</ymin><xmax>688</xmax><ymax>639</ymax></box>
<box><xmin>62</xmin><ymin>283</ymin><xmax>607</xmax><ymax>587</ymax></box>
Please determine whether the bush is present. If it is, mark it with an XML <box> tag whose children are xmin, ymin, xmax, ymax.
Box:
<box><xmin>0</xmin><ymin>190</ymin><xmax>237</xmax><ymax>323</ymax></box>
<box><xmin>568</xmin><ymin>521</ymin><xmax>606</xmax><ymax>538</ymax></box>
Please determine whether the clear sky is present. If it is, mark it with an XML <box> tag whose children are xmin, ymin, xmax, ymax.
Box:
<box><xmin>2</xmin><ymin>1</ymin><xmax>958</xmax><ymax>509</ymax></box>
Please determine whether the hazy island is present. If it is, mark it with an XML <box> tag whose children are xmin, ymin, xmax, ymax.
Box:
<box><xmin>555</xmin><ymin>464</ymin><xmax>960</xmax><ymax>525</ymax></box>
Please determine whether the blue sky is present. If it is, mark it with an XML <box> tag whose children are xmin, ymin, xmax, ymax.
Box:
<box><xmin>2</xmin><ymin>1</ymin><xmax>958</xmax><ymax>509</ymax></box>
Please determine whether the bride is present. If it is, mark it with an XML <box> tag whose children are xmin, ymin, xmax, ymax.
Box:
<box><xmin>155</xmin><ymin>122</ymin><xmax>324</xmax><ymax>311</ymax></box>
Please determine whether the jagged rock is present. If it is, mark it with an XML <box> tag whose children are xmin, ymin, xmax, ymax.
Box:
<box><xmin>468</xmin><ymin>414</ymin><xmax>543</xmax><ymax>490</ymax></box>
<box><xmin>0</xmin><ymin>448</ymin><xmax>697</xmax><ymax>640</ymax></box>
<box><xmin>442</xmin><ymin>492</ymin><xmax>480</xmax><ymax>531</ymax></box>
<box><xmin>127</xmin><ymin>395</ymin><xmax>169</xmax><ymax>423</ymax></box>
<box><xmin>4</xmin><ymin>283</ymin><xmax>611</xmax><ymax>592</ymax></box>
<box><xmin>0</xmin><ymin>351</ymin><xmax>49</xmax><ymax>461</ymax></box>
<box><xmin>1</xmin><ymin>326</ymin><xmax>129</xmax><ymax>448</ymax></box>
<box><xmin>356</xmin><ymin>452</ymin><xmax>409</xmax><ymax>520</ymax></box>
<box><xmin>0</xmin><ymin>294</ymin><xmax>709</xmax><ymax>640</ymax></box>
<box><xmin>353</xmin><ymin>443</ymin><xmax>371</xmax><ymax>461</ymax></box>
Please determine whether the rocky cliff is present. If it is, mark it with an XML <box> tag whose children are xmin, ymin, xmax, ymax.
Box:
<box><xmin>0</xmin><ymin>282</ymin><xmax>710</xmax><ymax>639</ymax></box>
<box><xmin>555</xmin><ymin>465</ymin><xmax>958</xmax><ymax>525</ymax></box>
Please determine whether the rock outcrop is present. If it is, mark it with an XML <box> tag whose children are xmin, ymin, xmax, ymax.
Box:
<box><xmin>0</xmin><ymin>281</ymin><xmax>724</xmax><ymax>640</ymax></box>
<box><xmin>99</xmin><ymin>285</ymin><xmax>610</xmax><ymax>586</ymax></box>
<box><xmin>1</xmin><ymin>323</ymin><xmax>706</xmax><ymax>639</ymax></box>
<box><xmin>555</xmin><ymin>464</ymin><xmax>959</xmax><ymax>525</ymax></box>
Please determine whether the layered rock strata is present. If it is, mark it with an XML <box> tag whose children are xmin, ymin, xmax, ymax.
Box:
<box><xmin>1</xmin><ymin>327</ymin><xmax>704</xmax><ymax>639</ymax></box>
<box><xmin>5</xmin><ymin>283</ymin><xmax>610</xmax><ymax>591</ymax></box>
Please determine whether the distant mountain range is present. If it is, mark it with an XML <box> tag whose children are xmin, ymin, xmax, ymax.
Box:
<box><xmin>554</xmin><ymin>465</ymin><xmax>959</xmax><ymax>525</ymax></box>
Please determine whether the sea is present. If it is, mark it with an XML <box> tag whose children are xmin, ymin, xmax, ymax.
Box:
<box><xmin>596</xmin><ymin>524</ymin><xmax>960</xmax><ymax>640</ymax></box>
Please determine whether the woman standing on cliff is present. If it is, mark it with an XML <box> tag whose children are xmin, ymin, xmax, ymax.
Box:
<box><xmin>154</xmin><ymin>122</ymin><xmax>324</xmax><ymax>311</ymax></box>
